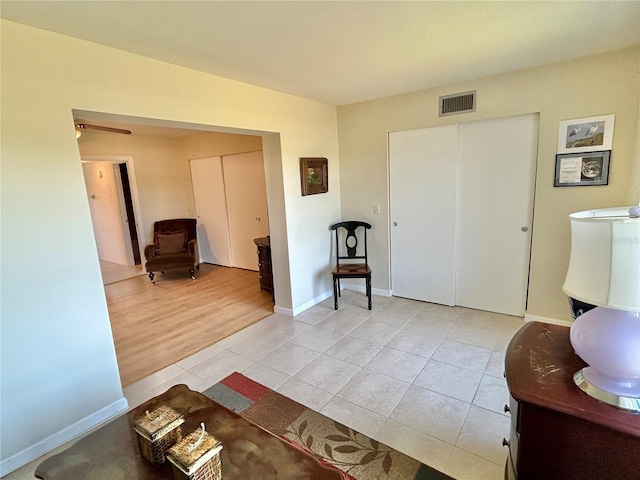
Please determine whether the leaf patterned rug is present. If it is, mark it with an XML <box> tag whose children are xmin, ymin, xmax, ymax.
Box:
<box><xmin>204</xmin><ymin>372</ymin><xmax>453</xmax><ymax>480</ymax></box>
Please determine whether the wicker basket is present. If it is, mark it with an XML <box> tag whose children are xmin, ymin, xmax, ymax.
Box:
<box><xmin>167</xmin><ymin>423</ymin><xmax>223</xmax><ymax>480</ymax></box>
<box><xmin>134</xmin><ymin>405</ymin><xmax>185</xmax><ymax>465</ymax></box>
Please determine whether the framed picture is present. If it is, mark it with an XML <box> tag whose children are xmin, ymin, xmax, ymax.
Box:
<box><xmin>554</xmin><ymin>151</ymin><xmax>610</xmax><ymax>187</ymax></box>
<box><xmin>300</xmin><ymin>157</ymin><xmax>328</xmax><ymax>196</ymax></box>
<box><xmin>557</xmin><ymin>114</ymin><xmax>615</xmax><ymax>154</ymax></box>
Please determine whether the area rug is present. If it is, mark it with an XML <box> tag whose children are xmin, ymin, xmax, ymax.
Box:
<box><xmin>203</xmin><ymin>372</ymin><xmax>453</xmax><ymax>480</ymax></box>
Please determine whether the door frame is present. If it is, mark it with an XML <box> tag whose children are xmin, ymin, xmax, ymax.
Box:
<box><xmin>81</xmin><ymin>155</ymin><xmax>146</xmax><ymax>271</ymax></box>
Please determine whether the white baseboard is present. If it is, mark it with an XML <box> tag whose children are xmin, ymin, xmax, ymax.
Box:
<box><xmin>342</xmin><ymin>283</ymin><xmax>392</xmax><ymax>297</ymax></box>
<box><xmin>278</xmin><ymin>284</ymin><xmax>391</xmax><ymax>318</ymax></box>
<box><xmin>0</xmin><ymin>397</ymin><xmax>129</xmax><ymax>476</ymax></box>
<box><xmin>277</xmin><ymin>289</ymin><xmax>334</xmax><ymax>317</ymax></box>
<box><xmin>524</xmin><ymin>313</ymin><xmax>573</xmax><ymax>328</ymax></box>
<box><xmin>273</xmin><ymin>305</ymin><xmax>294</xmax><ymax>316</ymax></box>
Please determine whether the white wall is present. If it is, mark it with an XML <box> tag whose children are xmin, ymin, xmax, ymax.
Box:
<box><xmin>0</xmin><ymin>19</ymin><xmax>340</xmax><ymax>473</ymax></box>
<box><xmin>337</xmin><ymin>47</ymin><xmax>640</xmax><ymax>323</ymax></box>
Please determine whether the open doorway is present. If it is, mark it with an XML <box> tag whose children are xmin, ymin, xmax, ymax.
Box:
<box><xmin>73</xmin><ymin>111</ymin><xmax>285</xmax><ymax>385</ymax></box>
<box><xmin>81</xmin><ymin>156</ymin><xmax>145</xmax><ymax>285</ymax></box>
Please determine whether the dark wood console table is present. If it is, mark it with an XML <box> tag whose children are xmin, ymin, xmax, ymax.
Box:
<box><xmin>504</xmin><ymin>322</ymin><xmax>640</xmax><ymax>480</ymax></box>
<box><xmin>254</xmin><ymin>236</ymin><xmax>274</xmax><ymax>300</ymax></box>
<box><xmin>35</xmin><ymin>385</ymin><xmax>342</xmax><ymax>479</ymax></box>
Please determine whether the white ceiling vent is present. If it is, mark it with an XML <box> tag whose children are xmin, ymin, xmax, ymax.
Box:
<box><xmin>439</xmin><ymin>91</ymin><xmax>476</xmax><ymax>116</ymax></box>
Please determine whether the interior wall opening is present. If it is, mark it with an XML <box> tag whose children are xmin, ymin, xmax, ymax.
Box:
<box><xmin>72</xmin><ymin>110</ymin><xmax>284</xmax><ymax>386</ymax></box>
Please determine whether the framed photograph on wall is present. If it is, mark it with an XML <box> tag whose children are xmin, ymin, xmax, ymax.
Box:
<box><xmin>557</xmin><ymin>114</ymin><xmax>615</xmax><ymax>154</ymax></box>
<box><xmin>300</xmin><ymin>157</ymin><xmax>328</xmax><ymax>196</ymax></box>
<box><xmin>554</xmin><ymin>150</ymin><xmax>610</xmax><ymax>187</ymax></box>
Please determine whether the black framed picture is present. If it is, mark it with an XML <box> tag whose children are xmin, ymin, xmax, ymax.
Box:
<box><xmin>554</xmin><ymin>150</ymin><xmax>610</xmax><ymax>187</ymax></box>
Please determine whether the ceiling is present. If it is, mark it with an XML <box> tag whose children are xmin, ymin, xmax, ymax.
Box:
<box><xmin>2</xmin><ymin>1</ymin><xmax>639</xmax><ymax>106</ymax></box>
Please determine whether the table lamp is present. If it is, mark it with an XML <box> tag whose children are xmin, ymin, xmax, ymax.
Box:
<box><xmin>563</xmin><ymin>206</ymin><xmax>640</xmax><ymax>412</ymax></box>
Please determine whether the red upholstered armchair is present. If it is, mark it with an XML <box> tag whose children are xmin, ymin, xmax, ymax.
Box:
<box><xmin>144</xmin><ymin>219</ymin><xmax>199</xmax><ymax>284</ymax></box>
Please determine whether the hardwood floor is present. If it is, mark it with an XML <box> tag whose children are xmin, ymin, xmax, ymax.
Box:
<box><xmin>104</xmin><ymin>263</ymin><xmax>274</xmax><ymax>386</ymax></box>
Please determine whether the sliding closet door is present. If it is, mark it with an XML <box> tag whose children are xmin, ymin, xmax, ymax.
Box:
<box><xmin>223</xmin><ymin>151</ymin><xmax>270</xmax><ymax>271</ymax></box>
<box><xmin>455</xmin><ymin>114</ymin><xmax>538</xmax><ymax>316</ymax></box>
<box><xmin>389</xmin><ymin>124</ymin><xmax>458</xmax><ymax>305</ymax></box>
<box><xmin>190</xmin><ymin>157</ymin><xmax>232</xmax><ymax>266</ymax></box>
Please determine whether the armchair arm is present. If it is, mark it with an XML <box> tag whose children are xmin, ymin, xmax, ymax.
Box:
<box><xmin>144</xmin><ymin>244</ymin><xmax>157</xmax><ymax>261</ymax></box>
<box><xmin>187</xmin><ymin>238</ymin><xmax>198</xmax><ymax>261</ymax></box>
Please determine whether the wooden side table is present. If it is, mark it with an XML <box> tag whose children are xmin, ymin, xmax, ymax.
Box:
<box><xmin>504</xmin><ymin>322</ymin><xmax>640</xmax><ymax>480</ymax></box>
<box><xmin>254</xmin><ymin>236</ymin><xmax>274</xmax><ymax>300</ymax></box>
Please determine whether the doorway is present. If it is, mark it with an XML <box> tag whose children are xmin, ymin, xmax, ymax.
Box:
<box><xmin>73</xmin><ymin>112</ymin><xmax>291</xmax><ymax>388</ymax></box>
<box><xmin>81</xmin><ymin>155</ymin><xmax>146</xmax><ymax>284</ymax></box>
<box><xmin>389</xmin><ymin>113</ymin><xmax>539</xmax><ymax>316</ymax></box>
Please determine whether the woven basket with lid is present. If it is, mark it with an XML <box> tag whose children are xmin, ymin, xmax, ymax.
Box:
<box><xmin>167</xmin><ymin>423</ymin><xmax>223</xmax><ymax>480</ymax></box>
<box><xmin>134</xmin><ymin>405</ymin><xmax>185</xmax><ymax>465</ymax></box>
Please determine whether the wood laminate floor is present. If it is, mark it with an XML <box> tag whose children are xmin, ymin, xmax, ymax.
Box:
<box><xmin>104</xmin><ymin>263</ymin><xmax>274</xmax><ymax>386</ymax></box>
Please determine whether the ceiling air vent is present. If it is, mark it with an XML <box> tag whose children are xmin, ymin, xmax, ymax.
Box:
<box><xmin>439</xmin><ymin>91</ymin><xmax>476</xmax><ymax>116</ymax></box>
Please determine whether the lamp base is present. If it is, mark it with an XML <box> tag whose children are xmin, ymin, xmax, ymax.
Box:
<box><xmin>574</xmin><ymin>369</ymin><xmax>640</xmax><ymax>412</ymax></box>
<box><xmin>570</xmin><ymin>307</ymin><xmax>640</xmax><ymax>412</ymax></box>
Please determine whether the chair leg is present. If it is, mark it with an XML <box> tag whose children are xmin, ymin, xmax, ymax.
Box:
<box><xmin>333</xmin><ymin>277</ymin><xmax>339</xmax><ymax>310</ymax></box>
<box><xmin>190</xmin><ymin>268</ymin><xmax>196</xmax><ymax>280</ymax></box>
<box><xmin>148</xmin><ymin>272</ymin><xmax>155</xmax><ymax>284</ymax></box>
<box><xmin>337</xmin><ymin>278</ymin><xmax>341</xmax><ymax>297</ymax></box>
<box><xmin>367</xmin><ymin>276</ymin><xmax>372</xmax><ymax>310</ymax></box>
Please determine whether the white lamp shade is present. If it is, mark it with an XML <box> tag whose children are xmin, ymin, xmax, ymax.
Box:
<box><xmin>563</xmin><ymin>207</ymin><xmax>640</xmax><ymax>311</ymax></box>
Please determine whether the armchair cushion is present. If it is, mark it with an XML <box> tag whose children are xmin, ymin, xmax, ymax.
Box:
<box><xmin>156</xmin><ymin>230</ymin><xmax>188</xmax><ymax>255</ymax></box>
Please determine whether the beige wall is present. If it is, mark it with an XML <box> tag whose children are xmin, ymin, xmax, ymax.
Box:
<box><xmin>1</xmin><ymin>19</ymin><xmax>340</xmax><ymax>472</ymax></box>
<box><xmin>78</xmin><ymin>129</ymin><xmax>263</xmax><ymax>247</ymax></box>
<box><xmin>337</xmin><ymin>47</ymin><xmax>640</xmax><ymax>322</ymax></box>
<box><xmin>182</xmin><ymin>130</ymin><xmax>263</xmax><ymax>160</ymax></box>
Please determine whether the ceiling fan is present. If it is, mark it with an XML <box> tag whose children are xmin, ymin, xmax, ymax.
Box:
<box><xmin>75</xmin><ymin>122</ymin><xmax>132</xmax><ymax>137</ymax></box>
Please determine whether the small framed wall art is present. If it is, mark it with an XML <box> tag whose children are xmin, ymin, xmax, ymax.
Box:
<box><xmin>300</xmin><ymin>157</ymin><xmax>328</xmax><ymax>196</ymax></box>
<box><xmin>554</xmin><ymin>150</ymin><xmax>610</xmax><ymax>187</ymax></box>
<box><xmin>557</xmin><ymin>114</ymin><xmax>615</xmax><ymax>154</ymax></box>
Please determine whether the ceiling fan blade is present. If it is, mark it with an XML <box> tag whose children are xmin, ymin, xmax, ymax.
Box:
<box><xmin>76</xmin><ymin>123</ymin><xmax>132</xmax><ymax>135</ymax></box>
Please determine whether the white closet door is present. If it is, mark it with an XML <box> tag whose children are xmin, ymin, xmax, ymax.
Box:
<box><xmin>223</xmin><ymin>151</ymin><xmax>269</xmax><ymax>271</ymax></box>
<box><xmin>456</xmin><ymin>113</ymin><xmax>539</xmax><ymax>316</ymax></box>
<box><xmin>389</xmin><ymin>124</ymin><xmax>459</xmax><ymax>305</ymax></box>
<box><xmin>190</xmin><ymin>157</ymin><xmax>232</xmax><ymax>266</ymax></box>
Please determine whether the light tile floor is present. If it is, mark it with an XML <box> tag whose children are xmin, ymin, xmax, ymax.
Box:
<box><xmin>6</xmin><ymin>291</ymin><xmax>522</xmax><ymax>480</ymax></box>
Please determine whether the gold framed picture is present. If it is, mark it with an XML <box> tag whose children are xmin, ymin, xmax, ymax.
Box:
<box><xmin>300</xmin><ymin>157</ymin><xmax>328</xmax><ymax>196</ymax></box>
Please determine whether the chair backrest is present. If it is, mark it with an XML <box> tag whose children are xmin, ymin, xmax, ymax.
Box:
<box><xmin>568</xmin><ymin>297</ymin><xmax>597</xmax><ymax>319</ymax></box>
<box><xmin>330</xmin><ymin>221</ymin><xmax>371</xmax><ymax>266</ymax></box>
<box><xmin>154</xmin><ymin>218</ymin><xmax>197</xmax><ymax>242</ymax></box>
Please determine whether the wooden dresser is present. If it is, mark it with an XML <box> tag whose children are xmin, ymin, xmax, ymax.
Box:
<box><xmin>254</xmin><ymin>236</ymin><xmax>274</xmax><ymax>300</ymax></box>
<box><xmin>504</xmin><ymin>321</ymin><xmax>640</xmax><ymax>480</ymax></box>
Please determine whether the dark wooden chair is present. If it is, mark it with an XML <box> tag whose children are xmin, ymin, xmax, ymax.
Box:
<box><xmin>568</xmin><ymin>297</ymin><xmax>597</xmax><ymax>319</ymax></box>
<box><xmin>144</xmin><ymin>219</ymin><xmax>198</xmax><ymax>283</ymax></box>
<box><xmin>330</xmin><ymin>221</ymin><xmax>372</xmax><ymax>310</ymax></box>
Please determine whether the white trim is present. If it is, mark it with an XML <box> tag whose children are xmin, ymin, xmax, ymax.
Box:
<box><xmin>342</xmin><ymin>283</ymin><xmax>391</xmax><ymax>298</ymax></box>
<box><xmin>280</xmin><ymin>285</ymin><xmax>392</xmax><ymax>318</ymax></box>
<box><xmin>274</xmin><ymin>305</ymin><xmax>294</xmax><ymax>316</ymax></box>
<box><xmin>524</xmin><ymin>313</ymin><xmax>573</xmax><ymax>327</ymax></box>
<box><xmin>0</xmin><ymin>397</ymin><xmax>128</xmax><ymax>476</ymax></box>
<box><xmin>288</xmin><ymin>289</ymin><xmax>334</xmax><ymax>316</ymax></box>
